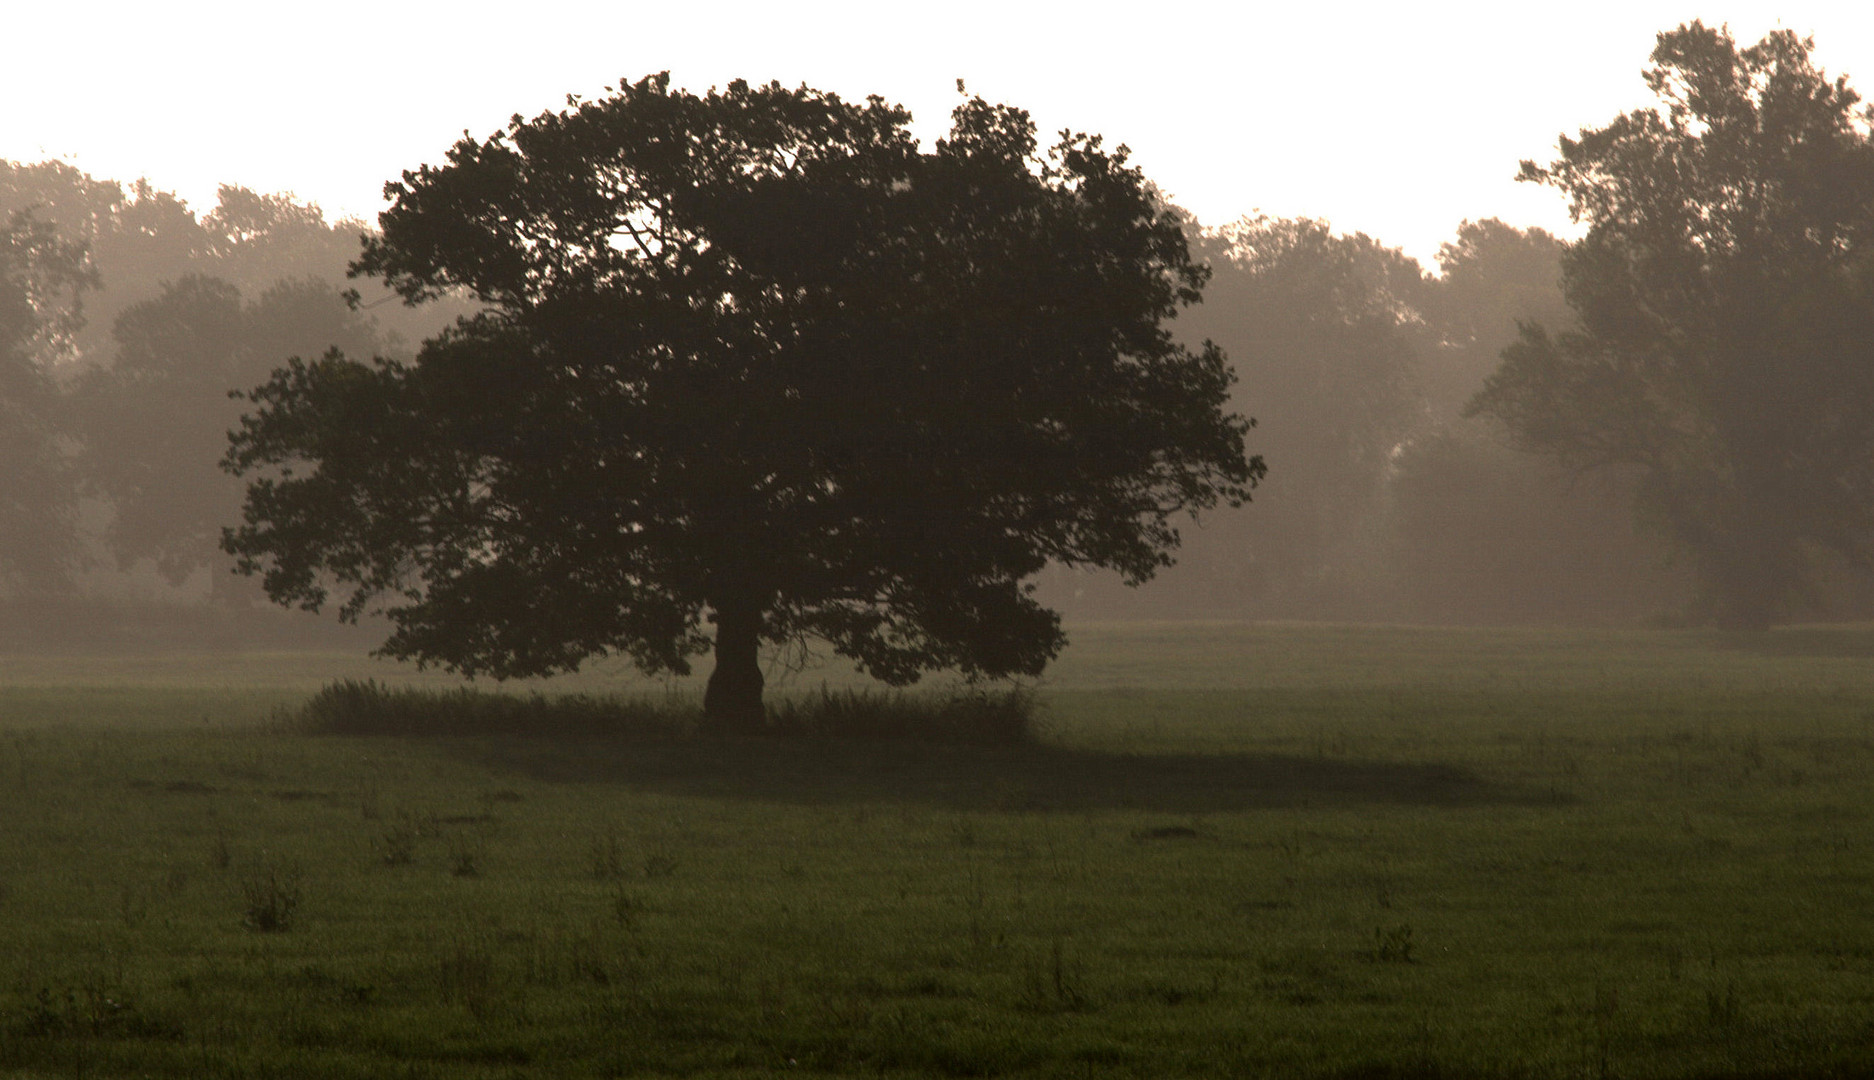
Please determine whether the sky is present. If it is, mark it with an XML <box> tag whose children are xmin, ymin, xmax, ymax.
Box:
<box><xmin>6</xmin><ymin>1</ymin><xmax>1873</xmax><ymax>267</ymax></box>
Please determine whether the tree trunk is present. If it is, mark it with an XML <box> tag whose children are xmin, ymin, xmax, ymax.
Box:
<box><xmin>703</xmin><ymin>598</ymin><xmax>766</xmax><ymax>732</ymax></box>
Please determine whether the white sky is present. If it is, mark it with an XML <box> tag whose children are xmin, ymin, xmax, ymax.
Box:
<box><xmin>4</xmin><ymin>1</ymin><xmax>1871</xmax><ymax>267</ymax></box>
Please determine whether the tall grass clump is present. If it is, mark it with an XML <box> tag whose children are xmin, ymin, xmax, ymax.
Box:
<box><xmin>294</xmin><ymin>679</ymin><xmax>1037</xmax><ymax>743</ymax></box>
<box><xmin>766</xmin><ymin>685</ymin><xmax>1038</xmax><ymax>744</ymax></box>
<box><xmin>293</xmin><ymin>680</ymin><xmax>697</xmax><ymax>738</ymax></box>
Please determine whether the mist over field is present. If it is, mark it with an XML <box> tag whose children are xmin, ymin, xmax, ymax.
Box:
<box><xmin>0</xmin><ymin>169</ymin><xmax>1813</xmax><ymax>651</ymax></box>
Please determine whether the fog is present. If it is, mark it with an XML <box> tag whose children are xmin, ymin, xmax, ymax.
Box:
<box><xmin>5</xmin><ymin>22</ymin><xmax>1874</xmax><ymax>656</ymax></box>
<box><xmin>1036</xmin><ymin>216</ymin><xmax>1700</xmax><ymax>627</ymax></box>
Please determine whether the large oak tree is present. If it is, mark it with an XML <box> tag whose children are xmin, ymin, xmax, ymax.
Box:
<box><xmin>222</xmin><ymin>76</ymin><xmax>1258</xmax><ymax>727</ymax></box>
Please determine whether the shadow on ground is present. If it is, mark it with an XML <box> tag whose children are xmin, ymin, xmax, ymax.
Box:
<box><xmin>1708</xmin><ymin>624</ymin><xmax>1874</xmax><ymax>659</ymax></box>
<box><xmin>451</xmin><ymin>736</ymin><xmax>1563</xmax><ymax>813</ymax></box>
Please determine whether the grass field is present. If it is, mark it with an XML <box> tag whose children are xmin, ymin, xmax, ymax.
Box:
<box><xmin>5</xmin><ymin>622</ymin><xmax>1874</xmax><ymax>1078</ymax></box>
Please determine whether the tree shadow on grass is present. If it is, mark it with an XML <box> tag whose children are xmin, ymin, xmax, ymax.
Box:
<box><xmin>451</xmin><ymin>736</ymin><xmax>1565</xmax><ymax>813</ymax></box>
<box><xmin>1708</xmin><ymin>624</ymin><xmax>1874</xmax><ymax>659</ymax></box>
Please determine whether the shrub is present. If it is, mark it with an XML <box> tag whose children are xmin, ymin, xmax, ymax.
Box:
<box><xmin>766</xmin><ymin>685</ymin><xmax>1037</xmax><ymax>745</ymax></box>
<box><xmin>294</xmin><ymin>680</ymin><xmax>695</xmax><ymax>738</ymax></box>
<box><xmin>241</xmin><ymin>862</ymin><xmax>302</xmax><ymax>932</ymax></box>
<box><xmin>293</xmin><ymin>678</ymin><xmax>1036</xmax><ymax>744</ymax></box>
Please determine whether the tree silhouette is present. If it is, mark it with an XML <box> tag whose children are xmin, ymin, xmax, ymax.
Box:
<box><xmin>223</xmin><ymin>76</ymin><xmax>1259</xmax><ymax>728</ymax></box>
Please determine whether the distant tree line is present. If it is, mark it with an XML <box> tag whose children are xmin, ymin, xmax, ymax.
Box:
<box><xmin>1053</xmin><ymin>23</ymin><xmax>1874</xmax><ymax>629</ymax></box>
<box><xmin>1043</xmin><ymin>213</ymin><xmax>1695</xmax><ymax>625</ymax></box>
<box><xmin>4</xmin><ymin>20</ymin><xmax>1872</xmax><ymax>651</ymax></box>
<box><xmin>0</xmin><ymin>162</ymin><xmax>469</xmax><ymax>643</ymax></box>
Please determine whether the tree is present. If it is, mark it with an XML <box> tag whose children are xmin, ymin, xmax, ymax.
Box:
<box><xmin>1165</xmin><ymin>217</ymin><xmax>1424</xmax><ymax>616</ymax></box>
<box><xmin>1421</xmin><ymin>219</ymin><xmax>1571</xmax><ymax>427</ymax></box>
<box><xmin>1471</xmin><ymin>23</ymin><xmax>1874</xmax><ymax>629</ymax></box>
<box><xmin>74</xmin><ymin>276</ymin><xmax>384</xmax><ymax>599</ymax></box>
<box><xmin>222</xmin><ymin>75</ymin><xmax>1259</xmax><ymax>728</ymax></box>
<box><xmin>1385</xmin><ymin>219</ymin><xmax>1685</xmax><ymax>625</ymax></box>
<box><xmin>0</xmin><ymin>210</ymin><xmax>94</xmax><ymax>593</ymax></box>
<box><xmin>0</xmin><ymin>162</ymin><xmax>461</xmax><ymax>368</ymax></box>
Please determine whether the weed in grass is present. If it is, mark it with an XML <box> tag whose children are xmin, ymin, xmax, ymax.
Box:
<box><xmin>589</xmin><ymin>828</ymin><xmax>625</xmax><ymax>880</ymax></box>
<box><xmin>438</xmin><ymin>941</ymin><xmax>495</xmax><ymax>1018</ymax></box>
<box><xmin>240</xmin><ymin>861</ymin><xmax>302</xmax><ymax>932</ymax></box>
<box><xmin>1373</xmin><ymin>869</ymin><xmax>1397</xmax><ymax>909</ymax></box>
<box><xmin>642</xmin><ymin>850</ymin><xmax>678</xmax><ymax>879</ymax></box>
<box><xmin>10</xmin><ymin>982</ymin><xmax>162</xmax><ymax>1041</ymax></box>
<box><xmin>611</xmin><ymin>886</ymin><xmax>643</xmax><ymax>929</ymax></box>
<box><xmin>208</xmin><ymin>828</ymin><xmax>231</xmax><ymax>870</ymax></box>
<box><xmin>1019</xmin><ymin>938</ymin><xmax>1090</xmax><ymax>1012</ymax></box>
<box><xmin>377</xmin><ymin>817</ymin><xmax>418</xmax><ymax>866</ymax></box>
<box><xmin>450</xmin><ymin>846</ymin><xmax>481</xmax><ymax>878</ymax></box>
<box><xmin>1132</xmin><ymin>824</ymin><xmax>1203</xmax><ymax>841</ymax></box>
<box><xmin>1588</xmin><ymin>982</ymin><xmax>1622</xmax><ymax>1080</ymax></box>
<box><xmin>1705</xmin><ymin>980</ymin><xmax>1742</xmax><ymax>1027</ymax></box>
<box><xmin>117</xmin><ymin>882</ymin><xmax>149</xmax><ymax>928</ymax></box>
<box><xmin>1370</xmin><ymin>923</ymin><xmax>1416</xmax><ymax>963</ymax></box>
<box><xmin>1664</xmin><ymin>942</ymin><xmax>1686</xmax><ymax>980</ymax></box>
<box><xmin>963</xmin><ymin>860</ymin><xmax>1000</xmax><ymax>951</ymax></box>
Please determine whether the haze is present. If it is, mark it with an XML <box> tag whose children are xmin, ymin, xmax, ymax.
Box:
<box><xmin>7</xmin><ymin>1</ymin><xmax>1871</xmax><ymax>264</ymax></box>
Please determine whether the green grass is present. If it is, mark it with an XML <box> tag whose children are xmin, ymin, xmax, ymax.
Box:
<box><xmin>5</xmin><ymin>622</ymin><xmax>1874</xmax><ymax>1077</ymax></box>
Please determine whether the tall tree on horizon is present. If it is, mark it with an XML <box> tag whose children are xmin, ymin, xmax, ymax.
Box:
<box><xmin>0</xmin><ymin>210</ymin><xmax>94</xmax><ymax>593</ymax></box>
<box><xmin>1471</xmin><ymin>22</ymin><xmax>1874</xmax><ymax>629</ymax></box>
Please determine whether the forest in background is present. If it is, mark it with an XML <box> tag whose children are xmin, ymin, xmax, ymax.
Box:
<box><xmin>0</xmin><ymin>160</ymin><xmax>474</xmax><ymax>647</ymax></box>
<box><xmin>5</xmin><ymin>60</ymin><xmax>1873</xmax><ymax>650</ymax></box>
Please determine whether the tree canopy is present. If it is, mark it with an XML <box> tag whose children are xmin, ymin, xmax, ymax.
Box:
<box><xmin>222</xmin><ymin>75</ymin><xmax>1259</xmax><ymax>726</ymax></box>
<box><xmin>76</xmin><ymin>275</ymin><xmax>385</xmax><ymax>598</ymax></box>
<box><xmin>1470</xmin><ymin>22</ymin><xmax>1874</xmax><ymax>629</ymax></box>
<box><xmin>0</xmin><ymin>210</ymin><xmax>94</xmax><ymax>592</ymax></box>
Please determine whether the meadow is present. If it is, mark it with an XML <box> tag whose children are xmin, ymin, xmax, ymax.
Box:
<box><xmin>4</xmin><ymin>622</ymin><xmax>1874</xmax><ymax>1078</ymax></box>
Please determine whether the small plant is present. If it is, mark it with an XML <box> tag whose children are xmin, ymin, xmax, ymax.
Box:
<box><xmin>642</xmin><ymin>851</ymin><xmax>678</xmax><ymax>879</ymax></box>
<box><xmin>117</xmin><ymin>882</ymin><xmax>149</xmax><ymax>929</ymax></box>
<box><xmin>1371</xmin><ymin>923</ymin><xmax>1415</xmax><ymax>963</ymax></box>
<box><xmin>1018</xmin><ymin>938</ymin><xmax>1091</xmax><ymax>1013</ymax></box>
<box><xmin>377</xmin><ymin>815</ymin><xmax>419</xmax><ymax>866</ymax></box>
<box><xmin>450</xmin><ymin>848</ymin><xmax>481</xmax><ymax>878</ymax></box>
<box><xmin>590</xmin><ymin>829</ymin><xmax>625</xmax><ymax>880</ymax></box>
<box><xmin>241</xmin><ymin>862</ymin><xmax>302</xmax><ymax>932</ymax></box>
<box><xmin>438</xmin><ymin>942</ymin><xmax>494</xmax><ymax>1017</ymax></box>
<box><xmin>612</xmin><ymin>886</ymin><xmax>643</xmax><ymax>928</ymax></box>
<box><xmin>1050</xmin><ymin>939</ymin><xmax>1087</xmax><ymax>1009</ymax></box>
